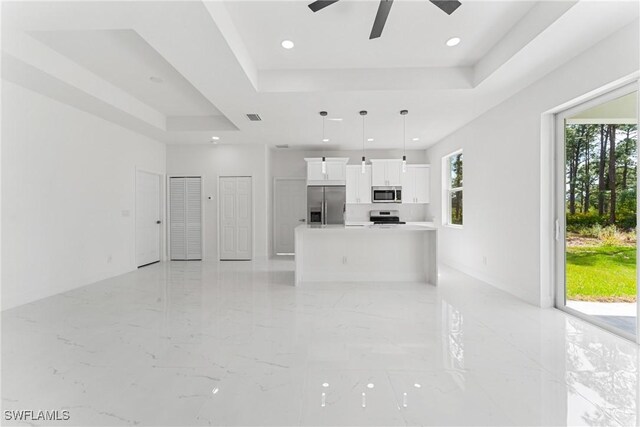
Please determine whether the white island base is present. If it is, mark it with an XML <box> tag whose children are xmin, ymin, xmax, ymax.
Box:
<box><xmin>294</xmin><ymin>225</ymin><xmax>437</xmax><ymax>286</ymax></box>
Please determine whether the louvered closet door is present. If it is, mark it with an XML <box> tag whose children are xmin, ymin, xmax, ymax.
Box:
<box><xmin>185</xmin><ymin>178</ymin><xmax>202</xmax><ymax>259</ymax></box>
<box><xmin>169</xmin><ymin>177</ymin><xmax>202</xmax><ymax>260</ymax></box>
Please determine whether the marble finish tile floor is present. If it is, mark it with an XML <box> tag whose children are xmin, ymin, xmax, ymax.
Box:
<box><xmin>2</xmin><ymin>259</ymin><xmax>639</xmax><ymax>426</ymax></box>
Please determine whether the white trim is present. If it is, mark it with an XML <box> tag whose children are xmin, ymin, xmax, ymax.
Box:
<box><xmin>134</xmin><ymin>167</ymin><xmax>166</xmax><ymax>266</ymax></box>
<box><xmin>547</xmin><ymin>77</ymin><xmax>639</xmax><ymax>340</ymax></box>
<box><xmin>273</xmin><ymin>177</ymin><xmax>306</xmax><ymax>256</ymax></box>
<box><xmin>217</xmin><ymin>175</ymin><xmax>254</xmax><ymax>261</ymax></box>
<box><xmin>443</xmin><ymin>224</ymin><xmax>464</xmax><ymax>230</ymax></box>
<box><xmin>441</xmin><ymin>149</ymin><xmax>464</xmax><ymax>227</ymax></box>
<box><xmin>167</xmin><ymin>175</ymin><xmax>205</xmax><ymax>261</ymax></box>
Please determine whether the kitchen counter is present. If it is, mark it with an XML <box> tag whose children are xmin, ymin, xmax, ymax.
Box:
<box><xmin>294</xmin><ymin>224</ymin><xmax>437</xmax><ymax>286</ymax></box>
<box><xmin>304</xmin><ymin>224</ymin><xmax>437</xmax><ymax>231</ymax></box>
<box><xmin>344</xmin><ymin>221</ymin><xmax>435</xmax><ymax>228</ymax></box>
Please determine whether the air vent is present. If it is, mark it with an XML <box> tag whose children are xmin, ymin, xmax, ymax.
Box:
<box><xmin>246</xmin><ymin>113</ymin><xmax>262</xmax><ymax>121</ymax></box>
<box><xmin>275</xmin><ymin>144</ymin><xmax>289</xmax><ymax>149</ymax></box>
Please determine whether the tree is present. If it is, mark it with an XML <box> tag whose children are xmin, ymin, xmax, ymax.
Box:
<box><xmin>608</xmin><ymin>124</ymin><xmax>617</xmax><ymax>223</ymax></box>
<box><xmin>597</xmin><ymin>124</ymin><xmax>609</xmax><ymax>216</ymax></box>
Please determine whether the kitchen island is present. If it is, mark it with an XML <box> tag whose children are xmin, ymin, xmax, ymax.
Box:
<box><xmin>294</xmin><ymin>224</ymin><xmax>437</xmax><ymax>286</ymax></box>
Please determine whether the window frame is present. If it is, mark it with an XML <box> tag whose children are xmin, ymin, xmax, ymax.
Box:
<box><xmin>442</xmin><ymin>149</ymin><xmax>464</xmax><ymax>228</ymax></box>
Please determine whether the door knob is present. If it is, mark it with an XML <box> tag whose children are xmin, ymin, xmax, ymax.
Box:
<box><xmin>156</xmin><ymin>220</ymin><xmax>161</xmax><ymax>224</ymax></box>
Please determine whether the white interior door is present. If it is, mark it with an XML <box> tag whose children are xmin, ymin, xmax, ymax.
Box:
<box><xmin>275</xmin><ymin>178</ymin><xmax>306</xmax><ymax>254</ymax></box>
<box><xmin>136</xmin><ymin>170</ymin><xmax>161</xmax><ymax>267</ymax></box>
<box><xmin>169</xmin><ymin>177</ymin><xmax>202</xmax><ymax>260</ymax></box>
<box><xmin>220</xmin><ymin>176</ymin><xmax>252</xmax><ymax>260</ymax></box>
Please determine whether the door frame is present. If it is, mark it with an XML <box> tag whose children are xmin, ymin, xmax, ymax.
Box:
<box><xmin>167</xmin><ymin>175</ymin><xmax>205</xmax><ymax>260</ymax></box>
<box><xmin>217</xmin><ymin>175</ymin><xmax>254</xmax><ymax>261</ymax></box>
<box><xmin>552</xmin><ymin>80</ymin><xmax>640</xmax><ymax>342</ymax></box>
<box><xmin>273</xmin><ymin>177</ymin><xmax>306</xmax><ymax>256</ymax></box>
<box><xmin>135</xmin><ymin>167</ymin><xmax>166</xmax><ymax>266</ymax></box>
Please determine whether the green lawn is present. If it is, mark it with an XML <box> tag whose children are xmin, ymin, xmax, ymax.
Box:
<box><xmin>567</xmin><ymin>246</ymin><xmax>637</xmax><ymax>302</ymax></box>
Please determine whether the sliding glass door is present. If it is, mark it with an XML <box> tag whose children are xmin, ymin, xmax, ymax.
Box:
<box><xmin>556</xmin><ymin>83</ymin><xmax>639</xmax><ymax>341</ymax></box>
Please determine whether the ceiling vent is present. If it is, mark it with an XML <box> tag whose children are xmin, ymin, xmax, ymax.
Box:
<box><xmin>275</xmin><ymin>144</ymin><xmax>289</xmax><ymax>149</ymax></box>
<box><xmin>246</xmin><ymin>113</ymin><xmax>262</xmax><ymax>122</ymax></box>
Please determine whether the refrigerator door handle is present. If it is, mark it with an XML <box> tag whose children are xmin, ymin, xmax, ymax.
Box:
<box><xmin>323</xmin><ymin>199</ymin><xmax>327</xmax><ymax>225</ymax></box>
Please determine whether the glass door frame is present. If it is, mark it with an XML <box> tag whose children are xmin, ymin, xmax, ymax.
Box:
<box><xmin>554</xmin><ymin>81</ymin><xmax>640</xmax><ymax>343</ymax></box>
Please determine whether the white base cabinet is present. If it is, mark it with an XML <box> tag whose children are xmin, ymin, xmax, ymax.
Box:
<box><xmin>402</xmin><ymin>164</ymin><xmax>430</xmax><ymax>204</ymax></box>
<box><xmin>295</xmin><ymin>225</ymin><xmax>438</xmax><ymax>285</ymax></box>
<box><xmin>346</xmin><ymin>165</ymin><xmax>372</xmax><ymax>204</ymax></box>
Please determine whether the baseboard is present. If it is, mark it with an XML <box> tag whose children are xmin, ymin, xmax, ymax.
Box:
<box><xmin>440</xmin><ymin>258</ymin><xmax>542</xmax><ymax>307</ymax></box>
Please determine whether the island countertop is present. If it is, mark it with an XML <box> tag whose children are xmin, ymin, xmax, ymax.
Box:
<box><xmin>296</xmin><ymin>224</ymin><xmax>437</xmax><ymax>232</ymax></box>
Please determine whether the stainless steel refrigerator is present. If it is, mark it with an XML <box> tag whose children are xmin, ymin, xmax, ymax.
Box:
<box><xmin>307</xmin><ymin>186</ymin><xmax>346</xmax><ymax>225</ymax></box>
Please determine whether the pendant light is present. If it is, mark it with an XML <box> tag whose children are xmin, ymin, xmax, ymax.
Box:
<box><xmin>400</xmin><ymin>109</ymin><xmax>408</xmax><ymax>172</ymax></box>
<box><xmin>360</xmin><ymin>110</ymin><xmax>368</xmax><ymax>173</ymax></box>
<box><xmin>320</xmin><ymin>111</ymin><xmax>328</xmax><ymax>174</ymax></box>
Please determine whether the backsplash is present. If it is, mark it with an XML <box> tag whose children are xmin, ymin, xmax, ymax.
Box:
<box><xmin>345</xmin><ymin>204</ymin><xmax>429</xmax><ymax>222</ymax></box>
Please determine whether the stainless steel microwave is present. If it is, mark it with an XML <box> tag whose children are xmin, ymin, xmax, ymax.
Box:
<box><xmin>372</xmin><ymin>187</ymin><xmax>402</xmax><ymax>203</ymax></box>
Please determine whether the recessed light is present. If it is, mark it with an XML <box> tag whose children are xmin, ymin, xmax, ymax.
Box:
<box><xmin>446</xmin><ymin>37</ymin><xmax>461</xmax><ymax>47</ymax></box>
<box><xmin>281</xmin><ymin>40</ymin><xmax>295</xmax><ymax>49</ymax></box>
<box><xmin>211</xmin><ymin>136</ymin><xmax>220</xmax><ymax>140</ymax></box>
<box><xmin>367</xmin><ymin>138</ymin><xmax>374</xmax><ymax>142</ymax></box>
<box><xmin>328</xmin><ymin>118</ymin><xmax>343</xmax><ymax>121</ymax></box>
<box><xmin>414</xmin><ymin>383</ymin><xmax>422</xmax><ymax>388</ymax></box>
<box><xmin>322</xmin><ymin>138</ymin><xmax>329</xmax><ymax>142</ymax></box>
<box><xmin>149</xmin><ymin>76</ymin><xmax>163</xmax><ymax>83</ymax></box>
<box><xmin>367</xmin><ymin>383</ymin><xmax>375</xmax><ymax>389</ymax></box>
<box><xmin>412</xmin><ymin>137</ymin><xmax>420</xmax><ymax>141</ymax></box>
<box><xmin>322</xmin><ymin>383</ymin><xmax>330</xmax><ymax>388</ymax></box>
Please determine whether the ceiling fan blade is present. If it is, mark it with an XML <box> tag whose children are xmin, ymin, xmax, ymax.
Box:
<box><xmin>308</xmin><ymin>0</ymin><xmax>340</xmax><ymax>12</ymax></box>
<box><xmin>369</xmin><ymin>0</ymin><xmax>394</xmax><ymax>39</ymax></box>
<box><xmin>429</xmin><ymin>0</ymin><xmax>461</xmax><ymax>15</ymax></box>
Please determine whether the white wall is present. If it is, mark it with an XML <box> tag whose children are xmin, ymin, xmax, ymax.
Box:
<box><xmin>165</xmin><ymin>144</ymin><xmax>269</xmax><ymax>260</ymax></box>
<box><xmin>426</xmin><ymin>21</ymin><xmax>639</xmax><ymax>307</ymax></box>
<box><xmin>2</xmin><ymin>81</ymin><xmax>166</xmax><ymax>310</ymax></box>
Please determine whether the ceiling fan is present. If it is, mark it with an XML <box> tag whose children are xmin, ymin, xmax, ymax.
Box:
<box><xmin>308</xmin><ymin>0</ymin><xmax>461</xmax><ymax>39</ymax></box>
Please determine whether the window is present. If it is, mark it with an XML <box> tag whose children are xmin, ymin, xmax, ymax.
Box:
<box><xmin>443</xmin><ymin>150</ymin><xmax>463</xmax><ymax>226</ymax></box>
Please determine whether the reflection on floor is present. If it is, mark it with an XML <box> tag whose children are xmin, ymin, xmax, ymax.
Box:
<box><xmin>2</xmin><ymin>259</ymin><xmax>638</xmax><ymax>426</ymax></box>
<box><xmin>567</xmin><ymin>300</ymin><xmax>637</xmax><ymax>336</ymax></box>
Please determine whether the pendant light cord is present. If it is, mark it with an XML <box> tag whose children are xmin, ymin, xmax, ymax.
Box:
<box><xmin>319</xmin><ymin>111</ymin><xmax>327</xmax><ymax>161</ymax></box>
<box><xmin>362</xmin><ymin>114</ymin><xmax>365</xmax><ymax>155</ymax></box>
<box><xmin>403</xmin><ymin>114</ymin><xmax>406</xmax><ymax>157</ymax></box>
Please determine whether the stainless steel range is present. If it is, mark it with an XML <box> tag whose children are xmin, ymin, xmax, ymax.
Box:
<box><xmin>369</xmin><ymin>210</ymin><xmax>405</xmax><ymax>225</ymax></box>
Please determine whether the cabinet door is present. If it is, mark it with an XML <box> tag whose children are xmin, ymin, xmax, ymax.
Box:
<box><xmin>326</xmin><ymin>161</ymin><xmax>345</xmax><ymax>181</ymax></box>
<box><xmin>415</xmin><ymin>166</ymin><xmax>430</xmax><ymax>203</ymax></box>
<box><xmin>345</xmin><ymin>166</ymin><xmax>359</xmax><ymax>204</ymax></box>
<box><xmin>402</xmin><ymin>167</ymin><xmax>417</xmax><ymax>204</ymax></box>
<box><xmin>386</xmin><ymin>160</ymin><xmax>403</xmax><ymax>186</ymax></box>
<box><xmin>359</xmin><ymin>165</ymin><xmax>372</xmax><ymax>203</ymax></box>
<box><xmin>307</xmin><ymin>161</ymin><xmax>325</xmax><ymax>182</ymax></box>
<box><xmin>371</xmin><ymin>162</ymin><xmax>387</xmax><ymax>186</ymax></box>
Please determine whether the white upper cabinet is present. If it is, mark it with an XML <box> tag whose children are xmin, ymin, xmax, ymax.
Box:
<box><xmin>346</xmin><ymin>165</ymin><xmax>372</xmax><ymax>204</ymax></box>
<box><xmin>371</xmin><ymin>159</ymin><xmax>403</xmax><ymax>187</ymax></box>
<box><xmin>414</xmin><ymin>165</ymin><xmax>430</xmax><ymax>203</ymax></box>
<box><xmin>305</xmin><ymin>158</ymin><xmax>349</xmax><ymax>185</ymax></box>
<box><xmin>307</xmin><ymin>161</ymin><xmax>325</xmax><ymax>182</ymax></box>
<box><xmin>402</xmin><ymin>164</ymin><xmax>430</xmax><ymax>204</ymax></box>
